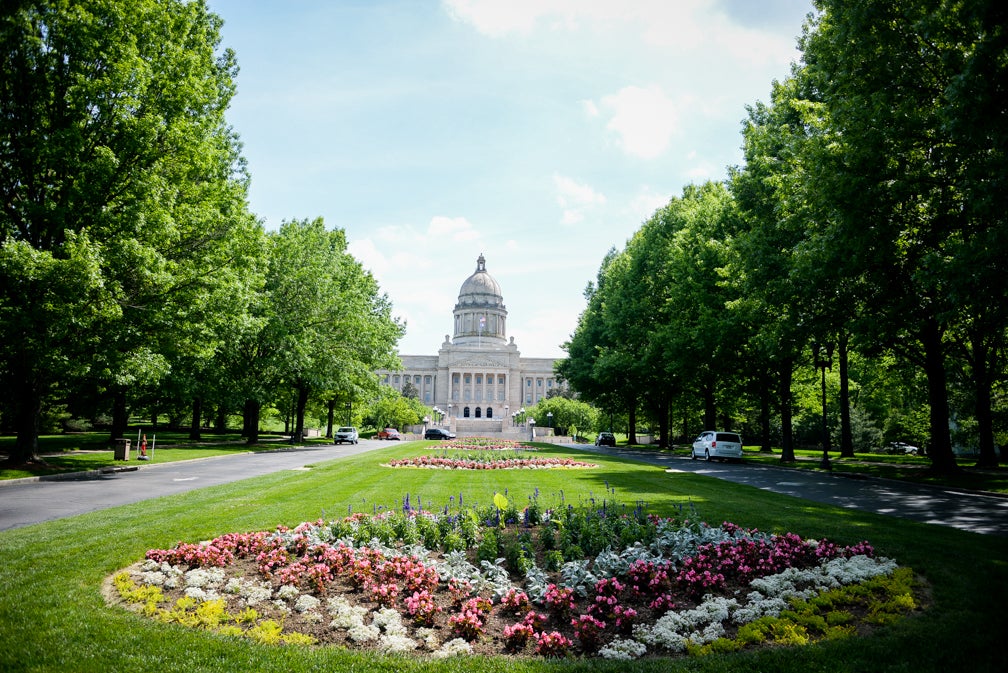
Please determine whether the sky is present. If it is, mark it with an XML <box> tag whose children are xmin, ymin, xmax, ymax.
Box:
<box><xmin>206</xmin><ymin>0</ymin><xmax>816</xmax><ymax>359</ymax></box>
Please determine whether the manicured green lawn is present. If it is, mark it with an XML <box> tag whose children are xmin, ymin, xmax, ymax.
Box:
<box><xmin>1</xmin><ymin>442</ymin><xmax>1005</xmax><ymax>672</ymax></box>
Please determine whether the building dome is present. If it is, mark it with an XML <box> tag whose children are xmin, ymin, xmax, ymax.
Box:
<box><xmin>457</xmin><ymin>254</ymin><xmax>504</xmax><ymax>308</ymax></box>
<box><xmin>453</xmin><ymin>254</ymin><xmax>507</xmax><ymax>345</ymax></box>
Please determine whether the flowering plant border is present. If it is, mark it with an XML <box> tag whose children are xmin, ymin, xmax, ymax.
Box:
<box><xmin>111</xmin><ymin>495</ymin><xmax>921</xmax><ymax>660</ymax></box>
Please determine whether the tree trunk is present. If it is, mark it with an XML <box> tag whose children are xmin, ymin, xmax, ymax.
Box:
<box><xmin>189</xmin><ymin>397</ymin><xmax>202</xmax><ymax>441</ymax></box>
<box><xmin>110</xmin><ymin>389</ymin><xmax>128</xmax><ymax>441</ymax></box>
<box><xmin>661</xmin><ymin>390</ymin><xmax>669</xmax><ymax>449</ymax></box>
<box><xmin>627</xmin><ymin>397</ymin><xmax>638</xmax><ymax>445</ymax></box>
<box><xmin>326</xmin><ymin>398</ymin><xmax>335</xmax><ymax>439</ymax></box>
<box><xmin>243</xmin><ymin>399</ymin><xmax>260</xmax><ymax>445</ymax></box>
<box><xmin>214</xmin><ymin>405</ymin><xmax>227</xmax><ymax>433</ymax></box>
<box><xmin>921</xmin><ymin>319</ymin><xmax>957</xmax><ymax>473</ymax></box>
<box><xmin>838</xmin><ymin>333</ymin><xmax>855</xmax><ymax>458</ymax></box>
<box><xmin>293</xmin><ymin>384</ymin><xmax>309</xmax><ymax>443</ymax></box>
<box><xmin>778</xmin><ymin>359</ymin><xmax>796</xmax><ymax>462</ymax></box>
<box><xmin>759</xmin><ymin>371</ymin><xmax>772</xmax><ymax>452</ymax></box>
<box><xmin>702</xmin><ymin>380</ymin><xmax>716</xmax><ymax>430</ymax></box>
<box><xmin>8</xmin><ymin>377</ymin><xmax>42</xmax><ymax>465</ymax></box>
<box><xmin>971</xmin><ymin>330</ymin><xmax>998</xmax><ymax>468</ymax></box>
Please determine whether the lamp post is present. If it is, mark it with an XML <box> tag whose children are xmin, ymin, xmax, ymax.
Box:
<box><xmin>812</xmin><ymin>340</ymin><xmax>834</xmax><ymax>470</ymax></box>
<box><xmin>529</xmin><ymin>418</ymin><xmax>536</xmax><ymax>441</ymax></box>
<box><xmin>547</xmin><ymin>412</ymin><xmax>552</xmax><ymax>436</ymax></box>
<box><xmin>505</xmin><ymin>405</ymin><xmax>509</xmax><ymax>427</ymax></box>
<box><xmin>447</xmin><ymin>404</ymin><xmax>452</xmax><ymax>423</ymax></box>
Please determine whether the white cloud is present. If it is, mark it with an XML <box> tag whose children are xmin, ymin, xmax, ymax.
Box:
<box><xmin>427</xmin><ymin>215</ymin><xmax>480</xmax><ymax>241</ymax></box>
<box><xmin>596</xmin><ymin>85</ymin><xmax>682</xmax><ymax>159</ymax></box>
<box><xmin>629</xmin><ymin>186</ymin><xmax>672</xmax><ymax>222</ymax></box>
<box><xmin>553</xmin><ymin>174</ymin><xmax>606</xmax><ymax>226</ymax></box>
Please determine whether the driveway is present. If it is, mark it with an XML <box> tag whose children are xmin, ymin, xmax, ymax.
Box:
<box><xmin>573</xmin><ymin>444</ymin><xmax>1008</xmax><ymax>537</ymax></box>
<box><xmin>0</xmin><ymin>441</ymin><xmax>384</xmax><ymax>532</ymax></box>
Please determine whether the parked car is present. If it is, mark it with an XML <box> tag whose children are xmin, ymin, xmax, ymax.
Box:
<box><xmin>595</xmin><ymin>431</ymin><xmax>616</xmax><ymax>447</ymax></box>
<box><xmin>424</xmin><ymin>427</ymin><xmax>456</xmax><ymax>440</ymax></box>
<box><xmin>887</xmin><ymin>441</ymin><xmax>920</xmax><ymax>455</ymax></box>
<box><xmin>376</xmin><ymin>428</ymin><xmax>401</xmax><ymax>440</ymax></box>
<box><xmin>691</xmin><ymin>431</ymin><xmax>743</xmax><ymax>461</ymax></box>
<box><xmin>334</xmin><ymin>426</ymin><xmax>359</xmax><ymax>444</ymax></box>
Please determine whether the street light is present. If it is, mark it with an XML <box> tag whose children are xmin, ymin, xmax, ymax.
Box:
<box><xmin>547</xmin><ymin>412</ymin><xmax>553</xmax><ymax>430</ymax></box>
<box><xmin>529</xmin><ymin>418</ymin><xmax>536</xmax><ymax>441</ymax></box>
<box><xmin>505</xmin><ymin>405</ymin><xmax>509</xmax><ymax>426</ymax></box>
<box><xmin>812</xmin><ymin>340</ymin><xmax>834</xmax><ymax>471</ymax></box>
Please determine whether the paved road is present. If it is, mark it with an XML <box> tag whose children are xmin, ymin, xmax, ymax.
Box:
<box><xmin>573</xmin><ymin>444</ymin><xmax>1008</xmax><ymax>537</ymax></box>
<box><xmin>2</xmin><ymin>441</ymin><xmax>1006</xmax><ymax>536</ymax></box>
<box><xmin>0</xmin><ymin>442</ymin><xmax>384</xmax><ymax>532</ymax></box>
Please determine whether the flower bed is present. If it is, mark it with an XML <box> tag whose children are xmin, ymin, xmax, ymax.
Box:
<box><xmin>109</xmin><ymin>496</ymin><xmax>923</xmax><ymax>660</ymax></box>
<box><xmin>439</xmin><ymin>437</ymin><xmax>537</xmax><ymax>451</ymax></box>
<box><xmin>385</xmin><ymin>455</ymin><xmax>596</xmax><ymax>470</ymax></box>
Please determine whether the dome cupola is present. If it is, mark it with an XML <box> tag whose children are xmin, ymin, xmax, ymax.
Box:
<box><xmin>453</xmin><ymin>254</ymin><xmax>507</xmax><ymax>345</ymax></box>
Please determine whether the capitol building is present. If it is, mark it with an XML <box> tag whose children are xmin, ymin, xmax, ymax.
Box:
<box><xmin>378</xmin><ymin>254</ymin><xmax>563</xmax><ymax>432</ymax></box>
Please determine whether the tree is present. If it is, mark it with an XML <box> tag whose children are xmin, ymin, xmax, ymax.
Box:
<box><xmin>1</xmin><ymin>0</ymin><xmax>251</xmax><ymax>463</ymax></box>
<box><xmin>263</xmin><ymin>218</ymin><xmax>402</xmax><ymax>442</ymax></box>
<box><xmin>799</xmin><ymin>0</ymin><xmax>1008</xmax><ymax>472</ymax></box>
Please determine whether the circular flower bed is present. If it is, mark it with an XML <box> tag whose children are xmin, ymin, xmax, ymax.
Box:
<box><xmin>108</xmin><ymin>496</ymin><xmax>923</xmax><ymax>660</ymax></box>
<box><xmin>385</xmin><ymin>455</ymin><xmax>596</xmax><ymax>470</ymax></box>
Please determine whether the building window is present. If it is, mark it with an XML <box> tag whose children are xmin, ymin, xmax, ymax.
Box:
<box><xmin>475</xmin><ymin>407</ymin><xmax>482</xmax><ymax>418</ymax></box>
<box><xmin>464</xmin><ymin>374</ymin><xmax>471</xmax><ymax>384</ymax></box>
<box><xmin>424</xmin><ymin>392</ymin><xmax>431</xmax><ymax>403</ymax></box>
<box><xmin>526</xmin><ymin>379</ymin><xmax>531</xmax><ymax>387</ymax></box>
<box><xmin>383</xmin><ymin>375</ymin><xmax>389</xmax><ymax>383</ymax></box>
<box><xmin>475</xmin><ymin>374</ymin><xmax>482</xmax><ymax>385</ymax></box>
<box><xmin>547</xmin><ymin>379</ymin><xmax>553</xmax><ymax>388</ymax></box>
<box><xmin>537</xmin><ymin>379</ymin><xmax>542</xmax><ymax>387</ymax></box>
<box><xmin>425</xmin><ymin>375</ymin><xmax>431</xmax><ymax>384</ymax></box>
<box><xmin>393</xmin><ymin>375</ymin><xmax>400</xmax><ymax>384</ymax></box>
<box><xmin>526</xmin><ymin>394</ymin><xmax>532</xmax><ymax>404</ymax></box>
<box><xmin>464</xmin><ymin>406</ymin><xmax>470</xmax><ymax>418</ymax></box>
<box><xmin>486</xmin><ymin>407</ymin><xmax>493</xmax><ymax>418</ymax></box>
<box><xmin>414</xmin><ymin>375</ymin><xmax>421</xmax><ymax>384</ymax></box>
<box><xmin>499</xmin><ymin>391</ymin><xmax>506</xmax><ymax>401</ymax></box>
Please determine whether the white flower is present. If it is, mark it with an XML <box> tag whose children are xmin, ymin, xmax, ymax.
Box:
<box><xmin>184</xmin><ymin>587</ymin><xmax>215</xmax><ymax>601</ymax></box>
<box><xmin>327</xmin><ymin>596</ymin><xmax>368</xmax><ymax>629</ymax></box>
<box><xmin>379</xmin><ymin>633</ymin><xmax>418</xmax><ymax>653</ymax></box>
<box><xmin>415</xmin><ymin>627</ymin><xmax>440</xmax><ymax>650</ymax></box>
<box><xmin>294</xmin><ymin>594</ymin><xmax>321</xmax><ymax>613</ymax></box>
<box><xmin>348</xmin><ymin>623</ymin><xmax>380</xmax><ymax>643</ymax></box>
<box><xmin>373</xmin><ymin>607</ymin><xmax>406</xmax><ymax>636</ymax></box>
<box><xmin>600</xmin><ymin>638</ymin><xmax>648</xmax><ymax>660</ymax></box>
<box><xmin>276</xmin><ymin>584</ymin><xmax>299</xmax><ymax>601</ymax></box>
<box><xmin>184</xmin><ymin>567</ymin><xmax>226</xmax><ymax>589</ymax></box>
<box><xmin>432</xmin><ymin>638</ymin><xmax>473</xmax><ymax>658</ymax></box>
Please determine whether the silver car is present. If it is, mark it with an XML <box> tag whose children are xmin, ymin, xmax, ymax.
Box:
<box><xmin>691</xmin><ymin>431</ymin><xmax>743</xmax><ymax>461</ymax></box>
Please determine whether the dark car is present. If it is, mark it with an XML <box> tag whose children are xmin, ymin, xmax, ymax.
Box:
<box><xmin>424</xmin><ymin>427</ymin><xmax>456</xmax><ymax>440</ymax></box>
<box><xmin>595</xmin><ymin>432</ymin><xmax>616</xmax><ymax>447</ymax></box>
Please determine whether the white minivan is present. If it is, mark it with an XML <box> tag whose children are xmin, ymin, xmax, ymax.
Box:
<box><xmin>691</xmin><ymin>431</ymin><xmax>743</xmax><ymax>461</ymax></box>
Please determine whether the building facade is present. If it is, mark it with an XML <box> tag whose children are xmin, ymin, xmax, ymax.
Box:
<box><xmin>378</xmin><ymin>254</ymin><xmax>561</xmax><ymax>428</ymax></box>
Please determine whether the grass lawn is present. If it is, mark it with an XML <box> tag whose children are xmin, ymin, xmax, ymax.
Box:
<box><xmin>0</xmin><ymin>442</ymin><xmax>1005</xmax><ymax>672</ymax></box>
